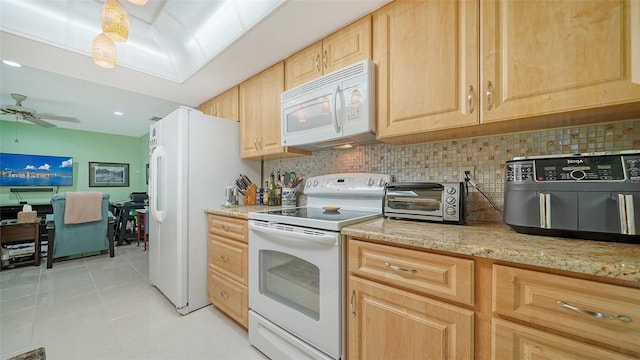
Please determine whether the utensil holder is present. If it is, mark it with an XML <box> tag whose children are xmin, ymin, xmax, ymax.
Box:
<box><xmin>244</xmin><ymin>183</ymin><xmax>257</xmax><ymax>205</ymax></box>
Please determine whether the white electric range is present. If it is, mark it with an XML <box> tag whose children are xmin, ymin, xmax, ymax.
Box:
<box><xmin>247</xmin><ymin>172</ymin><xmax>391</xmax><ymax>360</ymax></box>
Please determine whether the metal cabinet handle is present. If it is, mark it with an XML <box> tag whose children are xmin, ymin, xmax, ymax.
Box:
<box><xmin>323</xmin><ymin>50</ymin><xmax>327</xmax><ymax>69</ymax></box>
<box><xmin>220</xmin><ymin>224</ymin><xmax>230</xmax><ymax>231</ymax></box>
<box><xmin>254</xmin><ymin>137</ymin><xmax>258</xmax><ymax>151</ymax></box>
<box><xmin>219</xmin><ymin>254</ymin><xmax>229</xmax><ymax>262</ymax></box>
<box><xmin>467</xmin><ymin>85</ymin><xmax>474</xmax><ymax>114</ymax></box>
<box><xmin>384</xmin><ymin>262</ymin><xmax>417</xmax><ymax>274</ymax></box>
<box><xmin>539</xmin><ymin>193</ymin><xmax>551</xmax><ymax>229</ymax></box>
<box><xmin>220</xmin><ymin>291</ymin><xmax>229</xmax><ymax>300</ymax></box>
<box><xmin>350</xmin><ymin>289</ymin><xmax>356</xmax><ymax>317</ymax></box>
<box><xmin>258</xmin><ymin>136</ymin><xmax>263</xmax><ymax>150</ymax></box>
<box><xmin>556</xmin><ymin>301</ymin><xmax>632</xmax><ymax>323</ymax></box>
<box><xmin>315</xmin><ymin>54</ymin><xmax>320</xmax><ymax>72</ymax></box>
<box><xmin>486</xmin><ymin>81</ymin><xmax>493</xmax><ymax>110</ymax></box>
<box><xmin>618</xmin><ymin>194</ymin><xmax>637</xmax><ymax>235</ymax></box>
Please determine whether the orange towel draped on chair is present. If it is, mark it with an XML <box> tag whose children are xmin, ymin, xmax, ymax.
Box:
<box><xmin>64</xmin><ymin>191</ymin><xmax>104</xmax><ymax>224</ymax></box>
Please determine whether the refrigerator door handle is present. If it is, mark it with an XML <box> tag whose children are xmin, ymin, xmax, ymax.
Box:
<box><xmin>150</xmin><ymin>145</ymin><xmax>167</xmax><ymax>223</ymax></box>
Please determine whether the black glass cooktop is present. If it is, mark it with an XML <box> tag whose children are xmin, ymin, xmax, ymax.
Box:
<box><xmin>261</xmin><ymin>207</ymin><xmax>377</xmax><ymax>222</ymax></box>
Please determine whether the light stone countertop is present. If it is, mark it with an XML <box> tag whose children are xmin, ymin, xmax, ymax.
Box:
<box><xmin>342</xmin><ymin>218</ymin><xmax>640</xmax><ymax>283</ymax></box>
<box><xmin>204</xmin><ymin>206</ymin><xmax>640</xmax><ymax>283</ymax></box>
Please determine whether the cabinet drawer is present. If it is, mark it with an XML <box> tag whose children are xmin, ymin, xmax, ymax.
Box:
<box><xmin>493</xmin><ymin>265</ymin><xmax>640</xmax><ymax>354</ymax></box>
<box><xmin>208</xmin><ymin>214</ymin><xmax>247</xmax><ymax>243</ymax></box>
<box><xmin>492</xmin><ymin>318</ymin><xmax>636</xmax><ymax>360</ymax></box>
<box><xmin>208</xmin><ymin>236</ymin><xmax>248</xmax><ymax>285</ymax></box>
<box><xmin>348</xmin><ymin>239</ymin><xmax>474</xmax><ymax>305</ymax></box>
<box><xmin>208</xmin><ymin>268</ymin><xmax>248</xmax><ymax>328</ymax></box>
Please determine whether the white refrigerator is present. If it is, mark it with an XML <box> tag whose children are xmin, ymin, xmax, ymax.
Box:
<box><xmin>148</xmin><ymin>106</ymin><xmax>259</xmax><ymax>314</ymax></box>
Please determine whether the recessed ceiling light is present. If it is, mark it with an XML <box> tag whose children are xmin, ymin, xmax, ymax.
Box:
<box><xmin>2</xmin><ymin>60</ymin><xmax>22</xmax><ymax>67</ymax></box>
<box><xmin>113</xmin><ymin>111</ymin><xmax>124</xmax><ymax>115</ymax></box>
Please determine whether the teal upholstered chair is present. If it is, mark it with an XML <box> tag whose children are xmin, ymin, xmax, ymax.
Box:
<box><xmin>48</xmin><ymin>192</ymin><xmax>114</xmax><ymax>268</ymax></box>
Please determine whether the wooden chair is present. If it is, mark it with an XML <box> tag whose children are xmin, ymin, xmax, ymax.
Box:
<box><xmin>136</xmin><ymin>210</ymin><xmax>148</xmax><ymax>250</ymax></box>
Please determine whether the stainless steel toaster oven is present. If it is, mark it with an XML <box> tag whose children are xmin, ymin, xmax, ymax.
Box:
<box><xmin>383</xmin><ymin>182</ymin><xmax>466</xmax><ymax>224</ymax></box>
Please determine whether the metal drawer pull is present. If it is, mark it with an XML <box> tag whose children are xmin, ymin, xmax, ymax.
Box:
<box><xmin>384</xmin><ymin>262</ymin><xmax>417</xmax><ymax>274</ymax></box>
<box><xmin>219</xmin><ymin>254</ymin><xmax>229</xmax><ymax>262</ymax></box>
<box><xmin>539</xmin><ymin>193</ymin><xmax>551</xmax><ymax>229</ymax></box>
<box><xmin>315</xmin><ymin>54</ymin><xmax>320</xmax><ymax>72</ymax></box>
<box><xmin>220</xmin><ymin>291</ymin><xmax>229</xmax><ymax>300</ymax></box>
<box><xmin>556</xmin><ymin>301</ymin><xmax>632</xmax><ymax>323</ymax></box>
<box><xmin>350</xmin><ymin>289</ymin><xmax>356</xmax><ymax>317</ymax></box>
<box><xmin>618</xmin><ymin>194</ymin><xmax>637</xmax><ymax>235</ymax></box>
<box><xmin>220</xmin><ymin>224</ymin><xmax>230</xmax><ymax>231</ymax></box>
<box><xmin>467</xmin><ymin>85</ymin><xmax>474</xmax><ymax>114</ymax></box>
<box><xmin>486</xmin><ymin>81</ymin><xmax>493</xmax><ymax>110</ymax></box>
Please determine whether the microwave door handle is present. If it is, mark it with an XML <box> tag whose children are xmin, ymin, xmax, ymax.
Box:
<box><xmin>539</xmin><ymin>193</ymin><xmax>551</xmax><ymax>229</ymax></box>
<box><xmin>618</xmin><ymin>193</ymin><xmax>636</xmax><ymax>235</ymax></box>
<box><xmin>331</xmin><ymin>84</ymin><xmax>341</xmax><ymax>134</ymax></box>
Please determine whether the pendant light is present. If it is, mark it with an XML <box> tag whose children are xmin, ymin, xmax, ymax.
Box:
<box><xmin>101</xmin><ymin>0</ymin><xmax>129</xmax><ymax>42</ymax></box>
<box><xmin>127</xmin><ymin>0</ymin><xmax>148</xmax><ymax>5</ymax></box>
<box><xmin>92</xmin><ymin>34</ymin><xmax>118</xmax><ymax>68</ymax></box>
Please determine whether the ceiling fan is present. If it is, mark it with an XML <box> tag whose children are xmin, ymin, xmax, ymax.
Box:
<box><xmin>1</xmin><ymin>93</ymin><xmax>79</xmax><ymax>127</ymax></box>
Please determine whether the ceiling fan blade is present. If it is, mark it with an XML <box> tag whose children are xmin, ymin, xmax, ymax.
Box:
<box><xmin>36</xmin><ymin>113</ymin><xmax>79</xmax><ymax>122</ymax></box>
<box><xmin>23</xmin><ymin>117</ymin><xmax>57</xmax><ymax>128</ymax></box>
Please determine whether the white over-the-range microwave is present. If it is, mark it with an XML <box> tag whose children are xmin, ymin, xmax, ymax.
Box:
<box><xmin>280</xmin><ymin>59</ymin><xmax>376</xmax><ymax>151</ymax></box>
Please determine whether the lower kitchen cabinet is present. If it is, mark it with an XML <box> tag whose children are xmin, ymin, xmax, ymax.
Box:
<box><xmin>347</xmin><ymin>239</ymin><xmax>474</xmax><ymax>360</ymax></box>
<box><xmin>348</xmin><ymin>276</ymin><xmax>474</xmax><ymax>360</ymax></box>
<box><xmin>493</xmin><ymin>265</ymin><xmax>640</xmax><ymax>357</ymax></box>
<box><xmin>492</xmin><ymin>318</ymin><xmax>636</xmax><ymax>360</ymax></box>
<box><xmin>207</xmin><ymin>214</ymin><xmax>249</xmax><ymax>328</ymax></box>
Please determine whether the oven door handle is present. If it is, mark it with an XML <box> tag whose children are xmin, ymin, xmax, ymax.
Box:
<box><xmin>249</xmin><ymin>222</ymin><xmax>338</xmax><ymax>246</ymax></box>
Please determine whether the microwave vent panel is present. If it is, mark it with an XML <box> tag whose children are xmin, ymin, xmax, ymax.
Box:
<box><xmin>281</xmin><ymin>59</ymin><xmax>371</xmax><ymax>102</ymax></box>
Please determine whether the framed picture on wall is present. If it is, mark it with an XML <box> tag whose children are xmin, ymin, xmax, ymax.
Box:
<box><xmin>89</xmin><ymin>162</ymin><xmax>129</xmax><ymax>187</ymax></box>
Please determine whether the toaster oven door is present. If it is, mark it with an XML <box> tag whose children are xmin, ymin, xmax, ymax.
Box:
<box><xmin>385</xmin><ymin>189</ymin><xmax>443</xmax><ymax>216</ymax></box>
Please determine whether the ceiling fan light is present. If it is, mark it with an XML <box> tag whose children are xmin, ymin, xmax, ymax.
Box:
<box><xmin>92</xmin><ymin>34</ymin><xmax>118</xmax><ymax>69</ymax></box>
<box><xmin>101</xmin><ymin>0</ymin><xmax>129</xmax><ymax>42</ymax></box>
<box><xmin>127</xmin><ymin>0</ymin><xmax>148</xmax><ymax>5</ymax></box>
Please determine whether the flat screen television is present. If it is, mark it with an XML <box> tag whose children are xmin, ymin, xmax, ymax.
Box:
<box><xmin>0</xmin><ymin>152</ymin><xmax>73</xmax><ymax>186</ymax></box>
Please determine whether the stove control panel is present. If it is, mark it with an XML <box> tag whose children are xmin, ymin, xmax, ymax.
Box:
<box><xmin>304</xmin><ymin>173</ymin><xmax>393</xmax><ymax>195</ymax></box>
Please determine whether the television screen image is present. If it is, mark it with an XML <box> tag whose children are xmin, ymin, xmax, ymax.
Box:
<box><xmin>0</xmin><ymin>153</ymin><xmax>73</xmax><ymax>186</ymax></box>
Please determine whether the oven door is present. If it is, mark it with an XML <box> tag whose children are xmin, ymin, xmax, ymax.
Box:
<box><xmin>248</xmin><ymin>220</ymin><xmax>343</xmax><ymax>359</ymax></box>
<box><xmin>384</xmin><ymin>188</ymin><xmax>444</xmax><ymax>219</ymax></box>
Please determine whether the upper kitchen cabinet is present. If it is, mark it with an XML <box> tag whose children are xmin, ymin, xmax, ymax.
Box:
<box><xmin>284</xmin><ymin>16</ymin><xmax>372</xmax><ymax>90</ymax></box>
<box><xmin>480</xmin><ymin>0</ymin><xmax>640</xmax><ymax>124</ymax></box>
<box><xmin>198</xmin><ymin>86</ymin><xmax>239</xmax><ymax>121</ymax></box>
<box><xmin>240</xmin><ymin>62</ymin><xmax>310</xmax><ymax>160</ymax></box>
<box><xmin>373</xmin><ymin>0</ymin><xmax>480</xmax><ymax>141</ymax></box>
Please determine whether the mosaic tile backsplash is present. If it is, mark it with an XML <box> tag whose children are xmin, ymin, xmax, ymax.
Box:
<box><xmin>264</xmin><ymin>119</ymin><xmax>640</xmax><ymax>222</ymax></box>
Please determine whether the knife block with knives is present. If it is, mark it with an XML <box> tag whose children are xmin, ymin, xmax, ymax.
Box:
<box><xmin>242</xmin><ymin>183</ymin><xmax>257</xmax><ymax>205</ymax></box>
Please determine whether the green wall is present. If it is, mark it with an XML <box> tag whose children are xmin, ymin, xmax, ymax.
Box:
<box><xmin>0</xmin><ymin>120</ymin><xmax>149</xmax><ymax>206</ymax></box>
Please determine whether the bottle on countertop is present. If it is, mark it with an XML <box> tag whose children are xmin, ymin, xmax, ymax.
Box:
<box><xmin>263</xmin><ymin>181</ymin><xmax>270</xmax><ymax>205</ymax></box>
<box><xmin>268</xmin><ymin>173</ymin><xmax>276</xmax><ymax>206</ymax></box>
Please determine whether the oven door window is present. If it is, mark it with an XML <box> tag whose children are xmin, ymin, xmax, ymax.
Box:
<box><xmin>387</xmin><ymin>189</ymin><xmax>443</xmax><ymax>212</ymax></box>
<box><xmin>259</xmin><ymin>250</ymin><xmax>320</xmax><ymax>321</ymax></box>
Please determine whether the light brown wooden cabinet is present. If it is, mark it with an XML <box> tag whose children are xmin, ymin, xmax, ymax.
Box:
<box><xmin>198</xmin><ymin>86</ymin><xmax>239</xmax><ymax>121</ymax></box>
<box><xmin>284</xmin><ymin>16</ymin><xmax>371</xmax><ymax>90</ymax></box>
<box><xmin>492</xmin><ymin>265</ymin><xmax>640</xmax><ymax>358</ymax></box>
<box><xmin>347</xmin><ymin>239</ymin><xmax>474</xmax><ymax>360</ymax></box>
<box><xmin>207</xmin><ymin>214</ymin><xmax>249</xmax><ymax>328</ymax></box>
<box><xmin>374</xmin><ymin>0</ymin><xmax>640</xmax><ymax>145</ymax></box>
<box><xmin>239</xmin><ymin>62</ymin><xmax>310</xmax><ymax>160</ymax></box>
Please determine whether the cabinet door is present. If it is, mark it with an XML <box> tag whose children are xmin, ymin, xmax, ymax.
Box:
<box><xmin>215</xmin><ymin>86</ymin><xmax>239</xmax><ymax>122</ymax></box>
<box><xmin>493</xmin><ymin>318</ymin><xmax>636</xmax><ymax>360</ymax></box>
<box><xmin>323</xmin><ymin>16</ymin><xmax>371</xmax><ymax>74</ymax></box>
<box><xmin>348</xmin><ymin>276</ymin><xmax>473</xmax><ymax>360</ymax></box>
<box><xmin>481</xmin><ymin>0</ymin><xmax>640</xmax><ymax>123</ymax></box>
<box><xmin>208</xmin><ymin>268</ymin><xmax>248</xmax><ymax>328</ymax></box>
<box><xmin>374</xmin><ymin>0</ymin><xmax>479</xmax><ymax>140</ymax></box>
<box><xmin>239</xmin><ymin>73</ymin><xmax>263</xmax><ymax>158</ymax></box>
<box><xmin>258</xmin><ymin>62</ymin><xmax>285</xmax><ymax>157</ymax></box>
<box><xmin>197</xmin><ymin>98</ymin><xmax>216</xmax><ymax>116</ymax></box>
<box><xmin>208</xmin><ymin>236</ymin><xmax>248</xmax><ymax>285</ymax></box>
<box><xmin>284</xmin><ymin>41</ymin><xmax>322</xmax><ymax>90</ymax></box>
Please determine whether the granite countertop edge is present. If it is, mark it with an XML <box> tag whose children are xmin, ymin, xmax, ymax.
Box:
<box><xmin>204</xmin><ymin>206</ymin><xmax>640</xmax><ymax>283</ymax></box>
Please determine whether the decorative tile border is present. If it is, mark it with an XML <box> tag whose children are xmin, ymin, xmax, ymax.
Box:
<box><xmin>265</xmin><ymin>119</ymin><xmax>640</xmax><ymax>222</ymax></box>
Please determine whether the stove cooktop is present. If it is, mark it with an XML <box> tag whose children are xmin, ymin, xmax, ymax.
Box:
<box><xmin>249</xmin><ymin>207</ymin><xmax>381</xmax><ymax>232</ymax></box>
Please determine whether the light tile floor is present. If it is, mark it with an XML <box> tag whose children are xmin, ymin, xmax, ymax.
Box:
<box><xmin>0</xmin><ymin>245</ymin><xmax>267</xmax><ymax>360</ymax></box>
